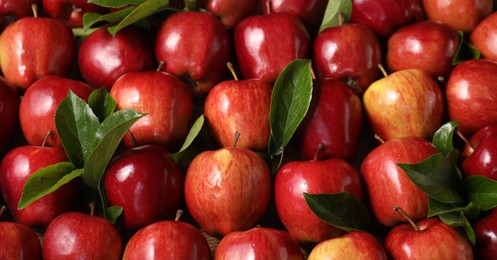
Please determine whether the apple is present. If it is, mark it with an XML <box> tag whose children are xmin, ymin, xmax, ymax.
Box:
<box><xmin>110</xmin><ymin>70</ymin><xmax>193</xmax><ymax>150</ymax></box>
<box><xmin>363</xmin><ymin>69</ymin><xmax>444</xmax><ymax>142</ymax></box>
<box><xmin>78</xmin><ymin>25</ymin><xmax>156</xmax><ymax>90</ymax></box>
<box><xmin>0</xmin><ymin>206</ymin><xmax>42</xmax><ymax>260</ymax></box>
<box><xmin>460</xmin><ymin>124</ymin><xmax>497</xmax><ymax>181</ymax></box>
<box><xmin>19</xmin><ymin>75</ymin><xmax>93</xmax><ymax>148</ymax></box>
<box><xmin>308</xmin><ymin>231</ymin><xmax>387</xmax><ymax>260</ymax></box>
<box><xmin>41</xmin><ymin>0</ymin><xmax>109</xmax><ymax>27</ymax></box>
<box><xmin>122</xmin><ymin>219</ymin><xmax>211</xmax><ymax>260</ymax></box>
<box><xmin>0</xmin><ymin>76</ymin><xmax>20</xmax><ymax>154</ymax></box>
<box><xmin>234</xmin><ymin>11</ymin><xmax>310</xmax><ymax>83</ymax></box>
<box><xmin>0</xmin><ymin>145</ymin><xmax>81</xmax><ymax>227</ymax></box>
<box><xmin>274</xmin><ymin>154</ymin><xmax>363</xmax><ymax>245</ymax></box>
<box><xmin>445</xmin><ymin>59</ymin><xmax>497</xmax><ymax>135</ymax></box>
<box><xmin>475</xmin><ymin>208</ymin><xmax>497</xmax><ymax>259</ymax></box>
<box><xmin>470</xmin><ymin>12</ymin><xmax>497</xmax><ymax>62</ymax></box>
<box><xmin>184</xmin><ymin>146</ymin><xmax>271</xmax><ymax>236</ymax></box>
<box><xmin>104</xmin><ymin>145</ymin><xmax>184</xmax><ymax>231</ymax></box>
<box><xmin>386</xmin><ymin>20</ymin><xmax>459</xmax><ymax>79</ymax></box>
<box><xmin>421</xmin><ymin>0</ymin><xmax>493</xmax><ymax>33</ymax></box>
<box><xmin>215</xmin><ymin>227</ymin><xmax>304</xmax><ymax>259</ymax></box>
<box><xmin>313</xmin><ymin>23</ymin><xmax>382</xmax><ymax>91</ymax></box>
<box><xmin>0</xmin><ymin>0</ymin><xmax>39</xmax><ymax>19</ymax></box>
<box><xmin>198</xmin><ymin>0</ymin><xmax>258</xmax><ymax>29</ymax></box>
<box><xmin>361</xmin><ymin>136</ymin><xmax>439</xmax><ymax>227</ymax></box>
<box><xmin>0</xmin><ymin>15</ymin><xmax>76</xmax><ymax>90</ymax></box>
<box><xmin>154</xmin><ymin>11</ymin><xmax>230</xmax><ymax>96</ymax></box>
<box><xmin>295</xmin><ymin>78</ymin><xmax>363</xmax><ymax>161</ymax></box>
<box><xmin>42</xmin><ymin>210</ymin><xmax>122</xmax><ymax>259</ymax></box>
<box><xmin>406</xmin><ymin>0</ymin><xmax>426</xmax><ymax>22</ymax></box>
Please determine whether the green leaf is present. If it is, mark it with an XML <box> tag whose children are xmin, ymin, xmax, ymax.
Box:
<box><xmin>463</xmin><ymin>175</ymin><xmax>497</xmax><ymax>211</ymax></box>
<box><xmin>432</xmin><ymin>121</ymin><xmax>459</xmax><ymax>158</ymax></box>
<box><xmin>171</xmin><ymin>114</ymin><xmax>204</xmax><ymax>162</ymax></box>
<box><xmin>319</xmin><ymin>0</ymin><xmax>352</xmax><ymax>32</ymax></box>
<box><xmin>268</xmin><ymin>59</ymin><xmax>313</xmax><ymax>156</ymax></box>
<box><xmin>439</xmin><ymin>211</ymin><xmax>476</xmax><ymax>245</ymax></box>
<box><xmin>428</xmin><ymin>198</ymin><xmax>473</xmax><ymax>218</ymax></box>
<box><xmin>303</xmin><ymin>192</ymin><xmax>372</xmax><ymax>233</ymax></box>
<box><xmin>452</xmin><ymin>31</ymin><xmax>481</xmax><ymax>65</ymax></box>
<box><xmin>88</xmin><ymin>0</ymin><xmax>146</xmax><ymax>8</ymax></box>
<box><xmin>398</xmin><ymin>153</ymin><xmax>463</xmax><ymax>204</ymax></box>
<box><xmin>88</xmin><ymin>88</ymin><xmax>117</xmax><ymax>123</ymax></box>
<box><xmin>106</xmin><ymin>206</ymin><xmax>123</xmax><ymax>224</ymax></box>
<box><xmin>18</xmin><ymin>163</ymin><xmax>81</xmax><ymax>210</ymax></box>
<box><xmin>83</xmin><ymin>7</ymin><xmax>134</xmax><ymax>30</ymax></box>
<box><xmin>107</xmin><ymin>0</ymin><xmax>170</xmax><ymax>36</ymax></box>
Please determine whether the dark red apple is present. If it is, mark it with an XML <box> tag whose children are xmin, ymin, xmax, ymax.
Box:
<box><xmin>460</xmin><ymin>124</ymin><xmax>497</xmax><ymax>180</ymax></box>
<box><xmin>42</xmin><ymin>0</ymin><xmax>108</xmax><ymax>27</ymax></box>
<box><xmin>470</xmin><ymin>11</ymin><xmax>497</xmax><ymax>62</ymax></box>
<box><xmin>0</xmin><ymin>0</ymin><xmax>39</xmax><ymax>19</ymax></box>
<box><xmin>475</xmin><ymin>208</ymin><xmax>497</xmax><ymax>259</ymax></box>
<box><xmin>0</xmin><ymin>76</ymin><xmax>20</xmax><ymax>153</ymax></box>
<box><xmin>78</xmin><ymin>25</ymin><xmax>156</xmax><ymax>90</ymax></box>
<box><xmin>198</xmin><ymin>0</ymin><xmax>258</xmax><ymax>29</ymax></box>
<box><xmin>405</xmin><ymin>0</ymin><xmax>426</xmax><ymax>22</ymax></box>
<box><xmin>215</xmin><ymin>227</ymin><xmax>304</xmax><ymax>259</ymax></box>
<box><xmin>0</xmin><ymin>206</ymin><xmax>42</xmax><ymax>260</ymax></box>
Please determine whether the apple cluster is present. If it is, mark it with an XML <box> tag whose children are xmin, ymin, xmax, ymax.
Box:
<box><xmin>1</xmin><ymin>0</ymin><xmax>497</xmax><ymax>259</ymax></box>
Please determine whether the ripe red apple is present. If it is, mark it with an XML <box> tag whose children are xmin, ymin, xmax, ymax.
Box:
<box><xmin>42</xmin><ymin>211</ymin><xmax>122</xmax><ymax>260</ymax></box>
<box><xmin>446</xmin><ymin>59</ymin><xmax>497</xmax><ymax>135</ymax></box>
<box><xmin>234</xmin><ymin>12</ymin><xmax>310</xmax><ymax>83</ymax></box>
<box><xmin>274</xmin><ymin>155</ymin><xmax>363</xmax><ymax>245</ymax></box>
<box><xmin>42</xmin><ymin>0</ymin><xmax>108</xmax><ymax>27</ymax></box>
<box><xmin>470</xmin><ymin>12</ymin><xmax>497</xmax><ymax>62</ymax></box>
<box><xmin>0</xmin><ymin>0</ymin><xmax>39</xmax><ymax>19</ymax></box>
<box><xmin>78</xmin><ymin>25</ymin><xmax>156</xmax><ymax>90</ymax></box>
<box><xmin>184</xmin><ymin>146</ymin><xmax>271</xmax><ymax>236</ymax></box>
<box><xmin>104</xmin><ymin>145</ymin><xmax>184</xmax><ymax>231</ymax></box>
<box><xmin>295</xmin><ymin>78</ymin><xmax>363</xmax><ymax>161</ymax></box>
<box><xmin>0</xmin><ymin>16</ymin><xmax>76</xmax><ymax>90</ymax></box>
<box><xmin>198</xmin><ymin>0</ymin><xmax>258</xmax><ymax>29</ymax></box>
<box><xmin>122</xmin><ymin>220</ymin><xmax>211</xmax><ymax>260</ymax></box>
<box><xmin>313</xmin><ymin>23</ymin><xmax>382</xmax><ymax>91</ymax></box>
<box><xmin>460</xmin><ymin>124</ymin><xmax>497</xmax><ymax>180</ymax></box>
<box><xmin>0</xmin><ymin>76</ymin><xmax>20</xmax><ymax>153</ymax></box>
<box><xmin>0</xmin><ymin>209</ymin><xmax>42</xmax><ymax>260</ymax></box>
<box><xmin>361</xmin><ymin>136</ymin><xmax>438</xmax><ymax>227</ymax></box>
<box><xmin>19</xmin><ymin>75</ymin><xmax>92</xmax><ymax>148</ymax></box>
<box><xmin>110</xmin><ymin>71</ymin><xmax>193</xmax><ymax>150</ymax></box>
<box><xmin>421</xmin><ymin>0</ymin><xmax>493</xmax><ymax>33</ymax></box>
<box><xmin>265</xmin><ymin>0</ymin><xmax>328</xmax><ymax>35</ymax></box>
<box><xmin>386</xmin><ymin>20</ymin><xmax>459</xmax><ymax>79</ymax></box>
<box><xmin>475</xmin><ymin>208</ymin><xmax>497</xmax><ymax>259</ymax></box>
<box><xmin>215</xmin><ymin>227</ymin><xmax>304</xmax><ymax>259</ymax></box>
<box><xmin>0</xmin><ymin>145</ymin><xmax>81</xmax><ymax>227</ymax></box>
<box><xmin>154</xmin><ymin>11</ymin><xmax>230</xmax><ymax>96</ymax></box>
<box><xmin>363</xmin><ymin>69</ymin><xmax>444</xmax><ymax>142</ymax></box>
<box><xmin>308</xmin><ymin>231</ymin><xmax>387</xmax><ymax>260</ymax></box>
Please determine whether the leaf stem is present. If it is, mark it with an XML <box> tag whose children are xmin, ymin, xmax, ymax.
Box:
<box><xmin>97</xmin><ymin>184</ymin><xmax>107</xmax><ymax>219</ymax></box>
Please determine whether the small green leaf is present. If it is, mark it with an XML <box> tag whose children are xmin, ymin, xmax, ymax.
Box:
<box><xmin>268</xmin><ymin>59</ymin><xmax>313</xmax><ymax>157</ymax></box>
<box><xmin>319</xmin><ymin>0</ymin><xmax>352</xmax><ymax>32</ymax></box>
<box><xmin>88</xmin><ymin>0</ymin><xmax>146</xmax><ymax>8</ymax></box>
<box><xmin>439</xmin><ymin>211</ymin><xmax>476</xmax><ymax>245</ymax></box>
<box><xmin>106</xmin><ymin>206</ymin><xmax>123</xmax><ymax>224</ymax></box>
<box><xmin>171</xmin><ymin>114</ymin><xmax>204</xmax><ymax>162</ymax></box>
<box><xmin>463</xmin><ymin>175</ymin><xmax>497</xmax><ymax>211</ymax></box>
<box><xmin>107</xmin><ymin>0</ymin><xmax>170</xmax><ymax>36</ymax></box>
<box><xmin>428</xmin><ymin>198</ymin><xmax>473</xmax><ymax>218</ymax></box>
<box><xmin>432</xmin><ymin>121</ymin><xmax>459</xmax><ymax>158</ymax></box>
<box><xmin>452</xmin><ymin>31</ymin><xmax>480</xmax><ymax>65</ymax></box>
<box><xmin>303</xmin><ymin>192</ymin><xmax>372</xmax><ymax>233</ymax></box>
<box><xmin>88</xmin><ymin>88</ymin><xmax>117</xmax><ymax>123</ymax></box>
<box><xmin>83</xmin><ymin>7</ymin><xmax>134</xmax><ymax>30</ymax></box>
<box><xmin>18</xmin><ymin>163</ymin><xmax>81</xmax><ymax>210</ymax></box>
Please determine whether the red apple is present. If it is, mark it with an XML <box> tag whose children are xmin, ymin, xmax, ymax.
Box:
<box><xmin>198</xmin><ymin>0</ymin><xmax>258</xmax><ymax>29</ymax></box>
<box><xmin>78</xmin><ymin>25</ymin><xmax>156</xmax><ymax>90</ymax></box>
<box><xmin>274</xmin><ymin>156</ymin><xmax>363</xmax><ymax>245</ymax></box>
<box><xmin>446</xmin><ymin>59</ymin><xmax>497</xmax><ymax>135</ymax></box>
<box><xmin>184</xmin><ymin>146</ymin><xmax>271</xmax><ymax>236</ymax></box>
<box><xmin>363</xmin><ymin>69</ymin><xmax>444</xmax><ymax>142</ymax></box>
<box><xmin>406</xmin><ymin>0</ymin><xmax>426</xmax><ymax>22</ymax></box>
<box><xmin>154</xmin><ymin>11</ymin><xmax>230</xmax><ymax>96</ymax></box>
<box><xmin>308</xmin><ymin>231</ymin><xmax>387</xmax><ymax>260</ymax></box>
<box><xmin>0</xmin><ymin>0</ymin><xmax>39</xmax><ymax>19</ymax></box>
<box><xmin>460</xmin><ymin>124</ymin><xmax>497</xmax><ymax>180</ymax></box>
<box><xmin>104</xmin><ymin>145</ymin><xmax>183</xmax><ymax>231</ymax></box>
<box><xmin>265</xmin><ymin>0</ymin><xmax>329</xmax><ymax>35</ymax></box>
<box><xmin>387</xmin><ymin>20</ymin><xmax>459</xmax><ymax>79</ymax></box>
<box><xmin>0</xmin><ymin>76</ymin><xmax>20</xmax><ymax>153</ymax></box>
<box><xmin>0</xmin><ymin>206</ymin><xmax>42</xmax><ymax>260</ymax></box>
<box><xmin>470</xmin><ymin>11</ymin><xmax>497</xmax><ymax>62</ymax></box>
<box><xmin>475</xmin><ymin>208</ymin><xmax>497</xmax><ymax>260</ymax></box>
<box><xmin>19</xmin><ymin>75</ymin><xmax>92</xmax><ymax>148</ymax></box>
<box><xmin>361</xmin><ymin>136</ymin><xmax>439</xmax><ymax>227</ymax></box>
<box><xmin>313</xmin><ymin>23</ymin><xmax>382</xmax><ymax>91</ymax></box>
<box><xmin>122</xmin><ymin>220</ymin><xmax>211</xmax><ymax>260</ymax></box>
<box><xmin>215</xmin><ymin>227</ymin><xmax>304</xmax><ymax>260</ymax></box>
<box><xmin>110</xmin><ymin>71</ymin><xmax>193</xmax><ymax>150</ymax></box>
<box><xmin>42</xmin><ymin>0</ymin><xmax>108</xmax><ymax>27</ymax></box>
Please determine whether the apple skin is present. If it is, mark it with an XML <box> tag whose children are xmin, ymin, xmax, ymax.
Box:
<box><xmin>234</xmin><ymin>12</ymin><xmax>310</xmax><ymax>83</ymax></box>
<box><xmin>308</xmin><ymin>231</ymin><xmax>387</xmax><ymax>260</ymax></box>
<box><xmin>42</xmin><ymin>0</ymin><xmax>108</xmax><ymax>27</ymax></box>
<box><xmin>295</xmin><ymin>78</ymin><xmax>363</xmax><ymax>161</ymax></box>
<box><xmin>387</xmin><ymin>20</ymin><xmax>459</xmax><ymax>79</ymax></box>
<box><xmin>363</xmin><ymin>69</ymin><xmax>444</xmax><ymax>142</ymax></box>
<box><xmin>313</xmin><ymin>23</ymin><xmax>382</xmax><ymax>91</ymax></box>
<box><xmin>385</xmin><ymin>218</ymin><xmax>473</xmax><ymax>259</ymax></box>
<box><xmin>104</xmin><ymin>145</ymin><xmax>183</xmax><ymax>231</ymax></box>
<box><xmin>0</xmin><ymin>0</ymin><xmax>39</xmax><ymax>19</ymax></box>
<box><xmin>0</xmin><ymin>146</ymin><xmax>81</xmax><ymax>227</ymax></box>
<box><xmin>460</xmin><ymin>124</ymin><xmax>497</xmax><ymax>181</ymax></box>
<box><xmin>19</xmin><ymin>75</ymin><xmax>93</xmax><ymax>148</ymax></box>
<box><xmin>122</xmin><ymin>220</ymin><xmax>211</xmax><ymax>260</ymax></box>
<box><xmin>475</xmin><ymin>208</ymin><xmax>497</xmax><ymax>259</ymax></box>
<box><xmin>215</xmin><ymin>227</ymin><xmax>304</xmax><ymax>260</ymax></box>
<box><xmin>184</xmin><ymin>147</ymin><xmax>271</xmax><ymax>236</ymax></box>
<box><xmin>446</xmin><ymin>59</ymin><xmax>497</xmax><ymax>135</ymax></box>
<box><xmin>204</xmin><ymin>79</ymin><xmax>272</xmax><ymax>152</ymax></box>
<box><xmin>361</xmin><ymin>136</ymin><xmax>438</xmax><ymax>227</ymax></box>
<box><xmin>0</xmin><ymin>76</ymin><xmax>20</xmax><ymax>153</ymax></box>
<box><xmin>421</xmin><ymin>0</ymin><xmax>493</xmax><ymax>33</ymax></box>
<box><xmin>110</xmin><ymin>71</ymin><xmax>193</xmax><ymax>150</ymax></box>
<box><xmin>0</xmin><ymin>221</ymin><xmax>42</xmax><ymax>260</ymax></box>
<box><xmin>78</xmin><ymin>25</ymin><xmax>156</xmax><ymax>90</ymax></box>
<box><xmin>42</xmin><ymin>211</ymin><xmax>122</xmax><ymax>260</ymax></box>
<box><xmin>274</xmin><ymin>157</ymin><xmax>363</xmax><ymax>245</ymax></box>
<box><xmin>0</xmin><ymin>16</ymin><xmax>76</xmax><ymax>90</ymax></box>
<box><xmin>155</xmin><ymin>11</ymin><xmax>230</xmax><ymax>96</ymax></box>
<box><xmin>470</xmin><ymin>12</ymin><xmax>497</xmax><ymax>62</ymax></box>
<box><xmin>198</xmin><ymin>0</ymin><xmax>258</xmax><ymax>29</ymax></box>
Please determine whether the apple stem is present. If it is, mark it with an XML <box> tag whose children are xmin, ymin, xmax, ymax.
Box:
<box><xmin>227</xmin><ymin>62</ymin><xmax>239</xmax><ymax>81</ymax></box>
<box><xmin>377</xmin><ymin>64</ymin><xmax>388</xmax><ymax>78</ymax></box>
<box><xmin>338</xmin><ymin>12</ymin><xmax>344</xmax><ymax>26</ymax></box>
<box><xmin>456</xmin><ymin>129</ymin><xmax>475</xmax><ymax>151</ymax></box>
<box><xmin>394</xmin><ymin>206</ymin><xmax>420</xmax><ymax>231</ymax></box>
<box><xmin>89</xmin><ymin>202</ymin><xmax>96</xmax><ymax>216</ymax></box>
<box><xmin>175</xmin><ymin>210</ymin><xmax>184</xmax><ymax>221</ymax></box>
<box><xmin>42</xmin><ymin>131</ymin><xmax>52</xmax><ymax>147</ymax></box>
<box><xmin>310</xmin><ymin>63</ymin><xmax>316</xmax><ymax>80</ymax></box>
<box><xmin>31</xmin><ymin>4</ymin><xmax>38</xmax><ymax>18</ymax></box>
<box><xmin>313</xmin><ymin>143</ymin><xmax>325</xmax><ymax>161</ymax></box>
<box><xmin>265</xmin><ymin>0</ymin><xmax>272</xmax><ymax>14</ymax></box>
<box><xmin>437</xmin><ymin>76</ymin><xmax>447</xmax><ymax>87</ymax></box>
<box><xmin>374</xmin><ymin>134</ymin><xmax>385</xmax><ymax>144</ymax></box>
<box><xmin>157</xmin><ymin>61</ymin><xmax>166</xmax><ymax>72</ymax></box>
<box><xmin>0</xmin><ymin>205</ymin><xmax>6</xmax><ymax>218</ymax></box>
<box><xmin>233</xmin><ymin>131</ymin><xmax>241</xmax><ymax>148</ymax></box>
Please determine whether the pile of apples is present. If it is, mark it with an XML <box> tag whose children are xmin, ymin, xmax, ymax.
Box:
<box><xmin>1</xmin><ymin>0</ymin><xmax>497</xmax><ymax>259</ymax></box>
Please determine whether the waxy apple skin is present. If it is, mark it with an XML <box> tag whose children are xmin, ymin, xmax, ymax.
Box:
<box><xmin>475</xmin><ymin>208</ymin><xmax>497</xmax><ymax>260</ymax></box>
<box><xmin>0</xmin><ymin>77</ymin><xmax>20</xmax><ymax>154</ymax></box>
<box><xmin>470</xmin><ymin>12</ymin><xmax>497</xmax><ymax>62</ymax></box>
<box><xmin>198</xmin><ymin>0</ymin><xmax>258</xmax><ymax>29</ymax></box>
<box><xmin>461</xmin><ymin>124</ymin><xmax>497</xmax><ymax>181</ymax></box>
<box><xmin>0</xmin><ymin>221</ymin><xmax>42</xmax><ymax>260</ymax></box>
<box><xmin>42</xmin><ymin>0</ymin><xmax>108</xmax><ymax>27</ymax></box>
<box><xmin>265</xmin><ymin>0</ymin><xmax>328</xmax><ymax>35</ymax></box>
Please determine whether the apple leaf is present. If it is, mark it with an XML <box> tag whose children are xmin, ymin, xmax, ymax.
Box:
<box><xmin>88</xmin><ymin>0</ymin><xmax>146</xmax><ymax>8</ymax></box>
<box><xmin>171</xmin><ymin>114</ymin><xmax>204</xmax><ymax>163</ymax></box>
<box><xmin>106</xmin><ymin>206</ymin><xmax>123</xmax><ymax>224</ymax></box>
<box><xmin>463</xmin><ymin>175</ymin><xmax>497</xmax><ymax>211</ymax></box>
<box><xmin>452</xmin><ymin>31</ymin><xmax>481</xmax><ymax>65</ymax></box>
<box><xmin>88</xmin><ymin>88</ymin><xmax>117</xmax><ymax>123</ymax></box>
<box><xmin>18</xmin><ymin>163</ymin><xmax>81</xmax><ymax>210</ymax></box>
<box><xmin>438</xmin><ymin>211</ymin><xmax>476</xmax><ymax>245</ymax></box>
<box><xmin>428</xmin><ymin>198</ymin><xmax>474</xmax><ymax>218</ymax></box>
<box><xmin>319</xmin><ymin>0</ymin><xmax>352</xmax><ymax>32</ymax></box>
<box><xmin>432</xmin><ymin>121</ymin><xmax>459</xmax><ymax>159</ymax></box>
<box><xmin>268</xmin><ymin>59</ymin><xmax>313</xmax><ymax>157</ymax></box>
<box><xmin>303</xmin><ymin>192</ymin><xmax>372</xmax><ymax>233</ymax></box>
<box><xmin>83</xmin><ymin>6</ymin><xmax>134</xmax><ymax>30</ymax></box>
